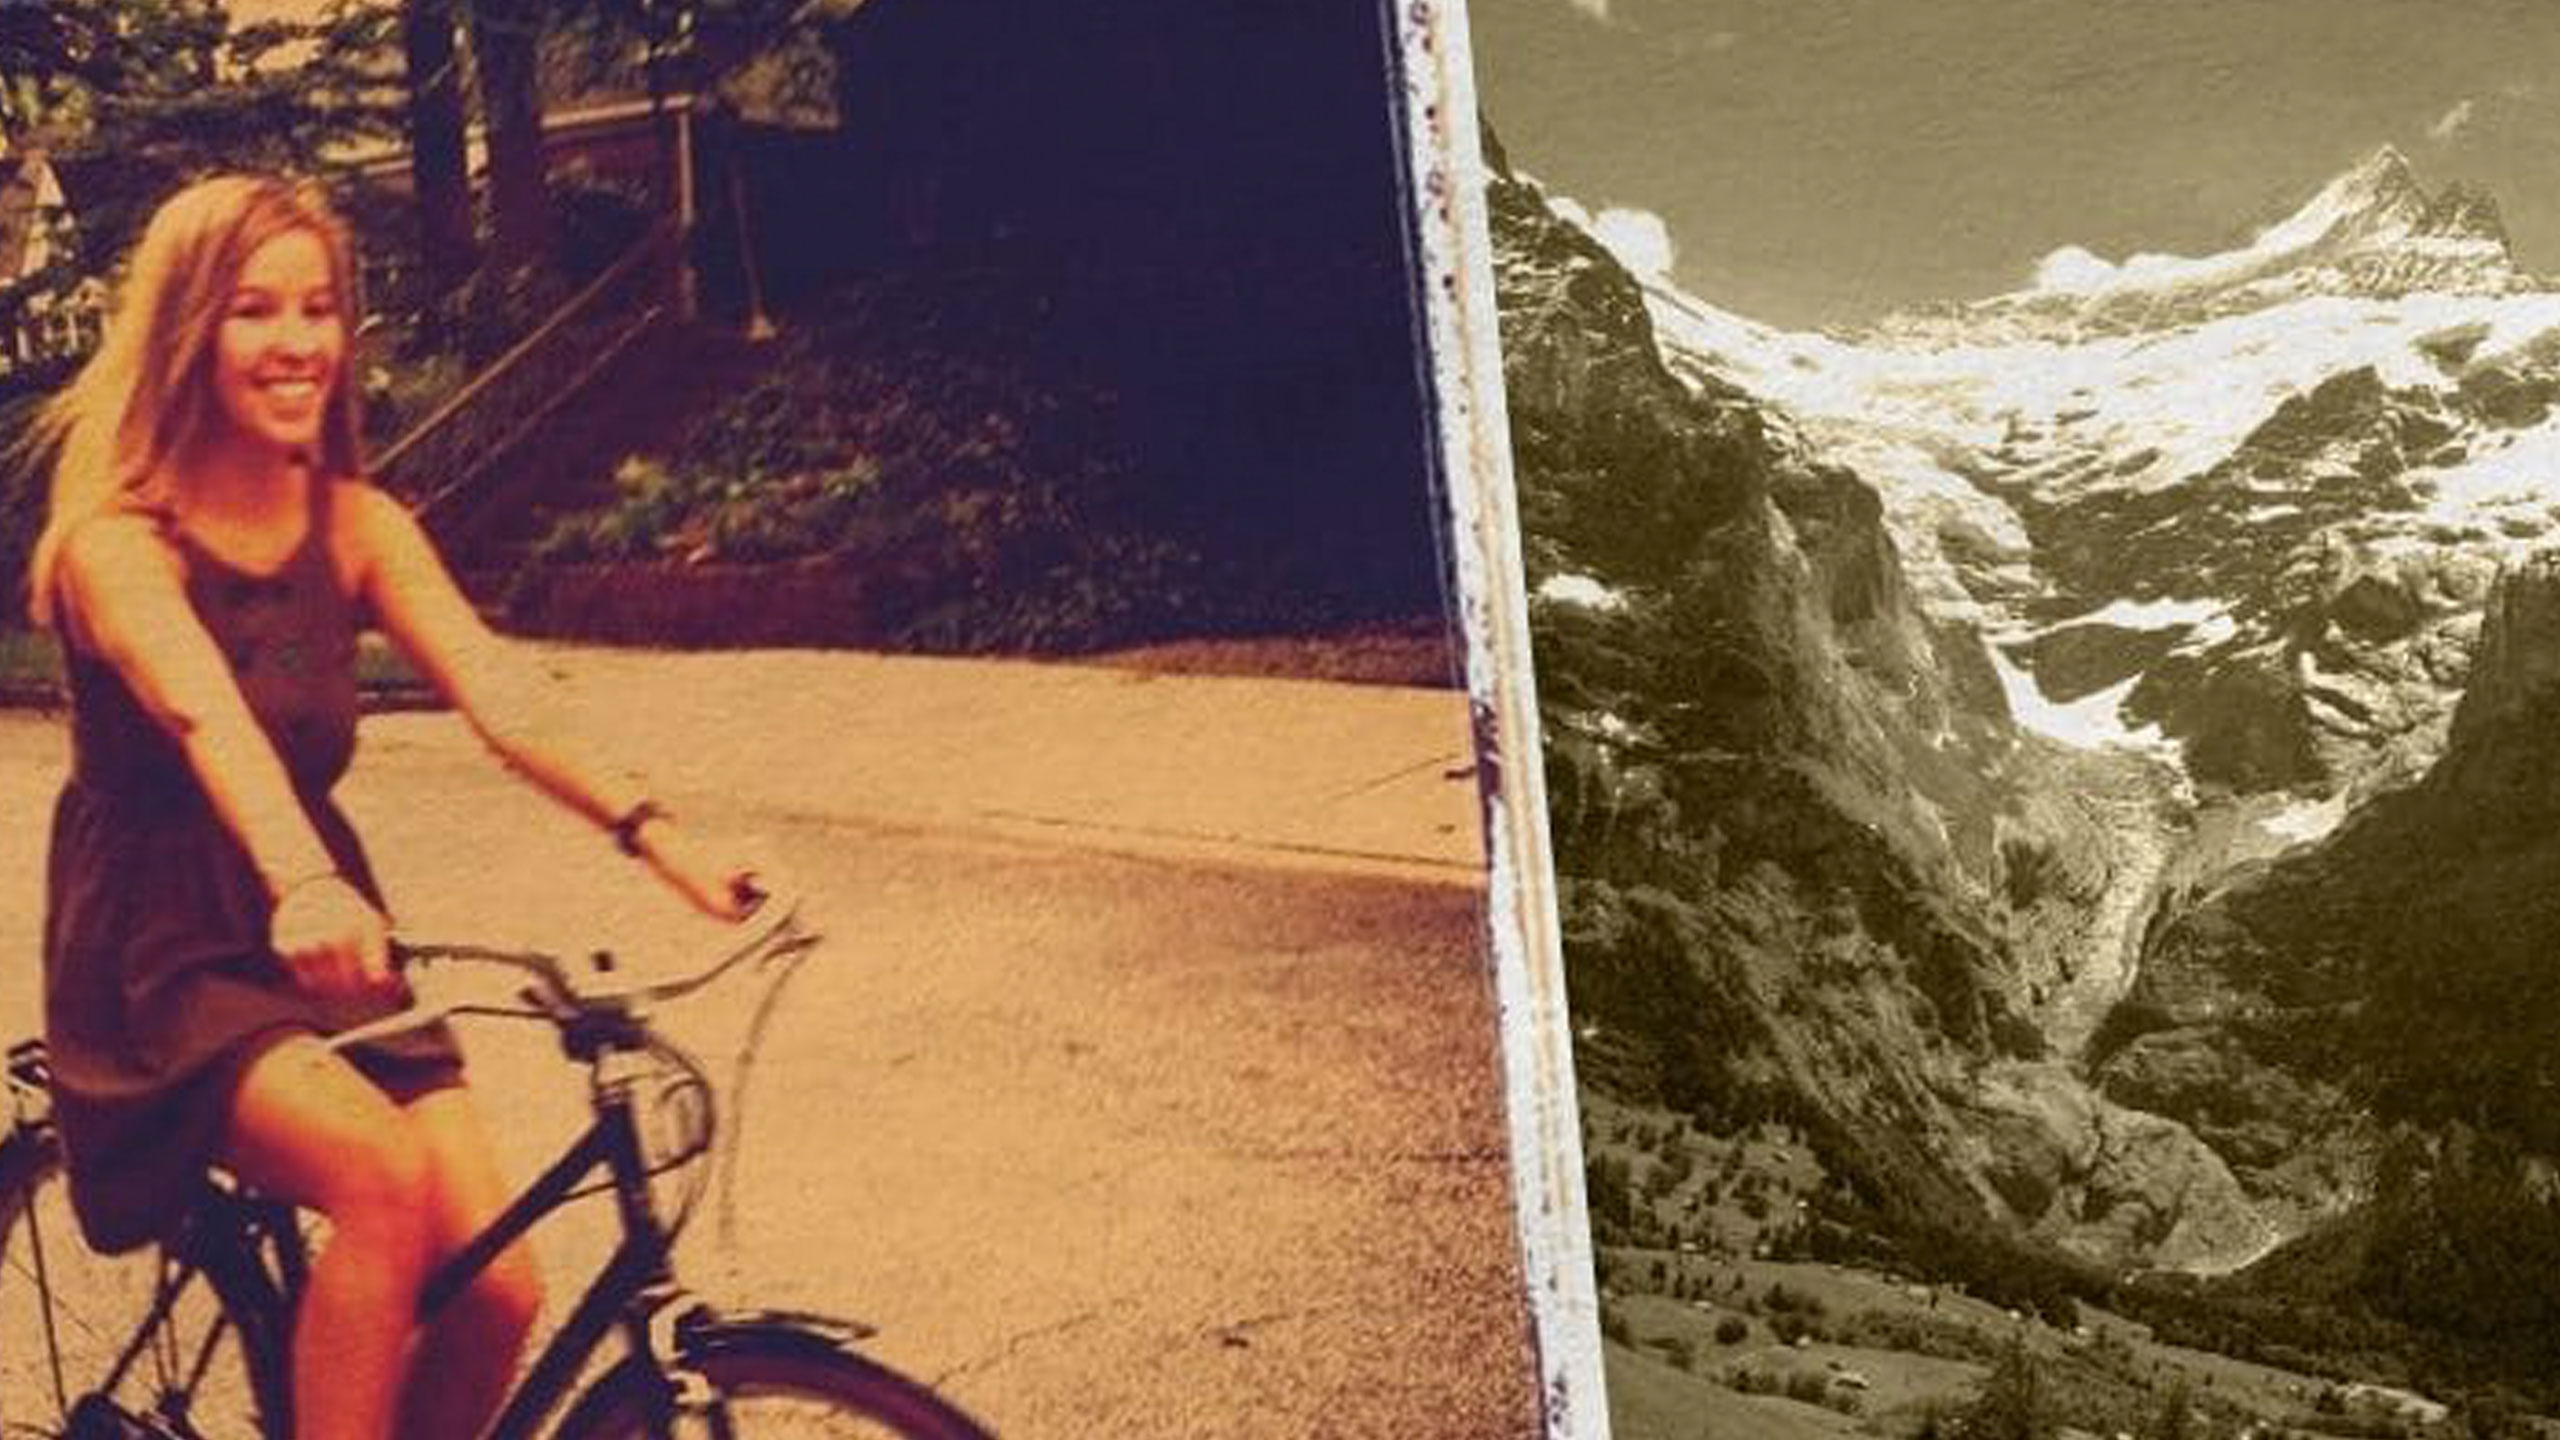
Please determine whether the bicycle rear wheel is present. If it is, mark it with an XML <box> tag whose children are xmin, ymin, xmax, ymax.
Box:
<box><xmin>556</xmin><ymin>1323</ymin><xmax>996</xmax><ymax>1440</ymax></box>
<box><xmin>0</xmin><ymin>1130</ymin><xmax>277</xmax><ymax>1440</ymax></box>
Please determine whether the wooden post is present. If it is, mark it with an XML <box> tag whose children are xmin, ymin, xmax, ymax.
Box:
<box><xmin>676</xmin><ymin>99</ymin><xmax>700</xmax><ymax>322</ymax></box>
<box><xmin>729</xmin><ymin>155</ymin><xmax>775</xmax><ymax>342</ymax></box>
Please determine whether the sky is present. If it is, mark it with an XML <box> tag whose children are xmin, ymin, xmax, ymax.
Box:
<box><xmin>1467</xmin><ymin>0</ymin><xmax>2560</xmax><ymax>327</ymax></box>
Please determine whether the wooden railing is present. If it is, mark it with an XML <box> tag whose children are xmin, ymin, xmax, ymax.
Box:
<box><xmin>372</xmin><ymin>221</ymin><xmax>684</xmax><ymax>525</ymax></box>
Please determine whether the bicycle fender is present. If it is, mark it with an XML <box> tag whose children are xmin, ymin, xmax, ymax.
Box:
<box><xmin>548</xmin><ymin>1306</ymin><xmax>887</xmax><ymax>1439</ymax></box>
<box><xmin>674</xmin><ymin>1305</ymin><xmax>882</xmax><ymax>1356</ymax></box>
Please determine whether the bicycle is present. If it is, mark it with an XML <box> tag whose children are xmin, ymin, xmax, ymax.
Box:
<box><xmin>0</xmin><ymin>900</ymin><xmax>998</xmax><ymax>1440</ymax></box>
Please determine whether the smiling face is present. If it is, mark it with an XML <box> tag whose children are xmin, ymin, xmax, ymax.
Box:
<box><xmin>208</xmin><ymin>227</ymin><xmax>345</xmax><ymax>458</ymax></box>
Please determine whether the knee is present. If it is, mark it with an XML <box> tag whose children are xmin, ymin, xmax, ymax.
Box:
<box><xmin>310</xmin><ymin>1121</ymin><xmax>435</xmax><ymax>1253</ymax></box>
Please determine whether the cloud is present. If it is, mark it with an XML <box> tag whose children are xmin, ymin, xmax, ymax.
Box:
<box><xmin>1591</xmin><ymin>207</ymin><xmax>1677</xmax><ymax>280</ymax></box>
<box><xmin>2429</xmin><ymin>98</ymin><xmax>2476</xmax><ymax>143</ymax></box>
<box><xmin>1547</xmin><ymin>193</ymin><xmax>1680</xmax><ymax>283</ymax></box>
<box><xmin>2032</xmin><ymin>245</ymin><xmax>2119</xmax><ymax>294</ymax></box>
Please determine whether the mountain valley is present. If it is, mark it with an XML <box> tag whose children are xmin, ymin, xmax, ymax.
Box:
<box><xmin>1501</xmin><ymin>131</ymin><xmax>2560</xmax><ymax>1435</ymax></box>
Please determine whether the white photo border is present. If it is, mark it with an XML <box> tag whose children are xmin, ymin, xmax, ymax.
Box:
<box><xmin>1389</xmin><ymin>3</ymin><xmax>1607</xmax><ymax>1434</ymax></box>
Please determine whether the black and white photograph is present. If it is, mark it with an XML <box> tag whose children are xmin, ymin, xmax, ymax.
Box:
<box><xmin>1473</xmin><ymin>0</ymin><xmax>2560</xmax><ymax>1433</ymax></box>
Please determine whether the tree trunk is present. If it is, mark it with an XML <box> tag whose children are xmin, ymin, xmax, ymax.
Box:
<box><xmin>468</xmin><ymin>0</ymin><xmax>551</xmax><ymax>275</ymax></box>
<box><xmin>401</xmin><ymin>0</ymin><xmax>474</xmax><ymax>296</ymax></box>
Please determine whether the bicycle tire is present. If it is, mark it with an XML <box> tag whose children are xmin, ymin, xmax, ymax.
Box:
<box><xmin>552</xmin><ymin>1317</ymin><xmax>996</xmax><ymax>1440</ymax></box>
<box><xmin>0</xmin><ymin>1130</ymin><xmax>283</xmax><ymax>1440</ymax></box>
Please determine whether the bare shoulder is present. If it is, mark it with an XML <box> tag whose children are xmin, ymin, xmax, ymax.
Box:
<box><xmin>56</xmin><ymin>510</ymin><xmax>183</xmax><ymax>591</ymax></box>
<box><xmin>54</xmin><ymin>511</ymin><xmax>188</xmax><ymax>651</ymax></box>
<box><xmin>329</xmin><ymin>477</ymin><xmax>423</xmax><ymax>547</ymax></box>
<box><xmin>327</xmin><ymin>477</ymin><xmax>433</xmax><ymax>583</ymax></box>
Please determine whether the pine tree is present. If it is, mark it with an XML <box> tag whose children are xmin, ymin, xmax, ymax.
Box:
<box><xmin>12</xmin><ymin>0</ymin><xmax>400</xmax><ymax>265</ymax></box>
<box><xmin>1958</xmin><ymin>1336</ymin><xmax>2054</xmax><ymax>1440</ymax></box>
<box><xmin>2142</xmin><ymin>1379</ymin><xmax>2197</xmax><ymax>1440</ymax></box>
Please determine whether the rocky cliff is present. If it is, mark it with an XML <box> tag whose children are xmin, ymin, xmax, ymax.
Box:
<box><xmin>1494</xmin><ymin>131</ymin><xmax>2265</xmax><ymax>1269</ymax></box>
<box><xmin>2108</xmin><ymin>550</ymin><xmax>2560</xmax><ymax>1355</ymax></box>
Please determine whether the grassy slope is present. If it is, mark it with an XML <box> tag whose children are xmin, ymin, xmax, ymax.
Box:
<box><xmin>1583</xmin><ymin>1094</ymin><xmax>2468</xmax><ymax>1438</ymax></box>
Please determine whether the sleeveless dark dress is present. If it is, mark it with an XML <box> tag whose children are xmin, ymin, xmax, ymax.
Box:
<box><xmin>42</xmin><ymin>485</ymin><xmax>464</xmax><ymax>1254</ymax></box>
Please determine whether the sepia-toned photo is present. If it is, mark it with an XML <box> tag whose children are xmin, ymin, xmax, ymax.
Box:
<box><xmin>1474</xmin><ymin>1</ymin><xmax>2560</xmax><ymax>1434</ymax></box>
<box><xmin>0</xmin><ymin>2</ymin><xmax>1571</xmax><ymax>1434</ymax></box>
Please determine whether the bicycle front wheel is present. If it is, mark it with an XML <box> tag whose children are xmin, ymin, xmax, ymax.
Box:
<box><xmin>556</xmin><ymin>1323</ymin><xmax>996</xmax><ymax>1440</ymax></box>
<box><xmin>0</xmin><ymin>1130</ymin><xmax>280</xmax><ymax>1440</ymax></box>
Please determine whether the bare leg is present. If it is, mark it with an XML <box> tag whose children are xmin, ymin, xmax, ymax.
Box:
<box><xmin>394</xmin><ymin>1085</ymin><xmax>542</xmax><ymax>1440</ymax></box>
<box><xmin>223</xmin><ymin>1036</ymin><xmax>434</xmax><ymax>1440</ymax></box>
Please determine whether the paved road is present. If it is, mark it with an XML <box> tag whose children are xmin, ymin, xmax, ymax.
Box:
<box><xmin>0</xmin><ymin>649</ymin><xmax>1542</xmax><ymax>1437</ymax></box>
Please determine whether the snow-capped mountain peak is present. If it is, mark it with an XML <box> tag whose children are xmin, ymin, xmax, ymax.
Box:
<box><xmin>2268</xmin><ymin>143</ymin><xmax>2429</xmax><ymax>251</ymax></box>
<box><xmin>1871</xmin><ymin>147</ymin><xmax>2532</xmax><ymax>347</ymax></box>
<box><xmin>2253</xmin><ymin>142</ymin><xmax>2515</xmax><ymax>279</ymax></box>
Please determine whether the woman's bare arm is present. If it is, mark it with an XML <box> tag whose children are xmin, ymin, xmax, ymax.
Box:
<box><xmin>56</xmin><ymin>514</ymin><xmax>391</xmax><ymax>996</ymax></box>
<box><xmin>341</xmin><ymin>482</ymin><xmax>748</xmax><ymax>918</ymax></box>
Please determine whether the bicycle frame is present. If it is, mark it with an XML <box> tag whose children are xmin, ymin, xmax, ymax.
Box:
<box><xmin>463</xmin><ymin>1063</ymin><xmax>699</xmax><ymax>1440</ymax></box>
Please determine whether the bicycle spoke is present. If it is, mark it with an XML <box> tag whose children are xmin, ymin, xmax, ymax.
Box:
<box><xmin>22</xmin><ymin>1176</ymin><xmax>69</xmax><ymax>1418</ymax></box>
<box><xmin>176</xmin><ymin>1300</ymin><xmax>238</xmax><ymax>1414</ymax></box>
<box><xmin>0</xmin><ymin>1160</ymin><xmax>271</xmax><ymax>1439</ymax></box>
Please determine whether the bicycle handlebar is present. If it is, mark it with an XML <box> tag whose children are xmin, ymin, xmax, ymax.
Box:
<box><xmin>325</xmin><ymin>892</ymin><xmax>820</xmax><ymax>1056</ymax></box>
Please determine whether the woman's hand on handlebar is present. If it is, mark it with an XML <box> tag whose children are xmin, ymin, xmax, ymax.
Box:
<box><xmin>271</xmin><ymin>874</ymin><xmax>401</xmax><ymax>1000</ymax></box>
<box><xmin>634</xmin><ymin>820</ymin><xmax>760</xmax><ymax>922</ymax></box>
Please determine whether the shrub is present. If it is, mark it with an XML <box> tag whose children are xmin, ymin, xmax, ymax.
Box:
<box><xmin>1715</xmin><ymin>1317</ymin><xmax>1749</xmax><ymax>1346</ymax></box>
<box><xmin>1587</xmin><ymin>1155</ymin><xmax>1634</xmax><ymax>1238</ymax></box>
<box><xmin>524</xmin><ymin>279</ymin><xmax>1238</xmax><ymax>652</ymax></box>
<box><xmin>537</xmin><ymin>453</ymin><xmax>886</xmax><ymax>565</ymax></box>
<box><xmin>1764</xmin><ymin>1283</ymin><xmax>1826</xmax><ymax>1318</ymax></box>
<box><xmin>2141</xmin><ymin>1381</ymin><xmax>2198</xmax><ymax>1440</ymax></box>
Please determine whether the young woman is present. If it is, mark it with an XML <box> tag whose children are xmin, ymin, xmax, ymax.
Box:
<box><xmin>26</xmin><ymin>174</ymin><xmax>754</xmax><ymax>1440</ymax></box>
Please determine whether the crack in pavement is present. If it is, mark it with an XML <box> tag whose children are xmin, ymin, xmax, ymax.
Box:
<box><xmin>931</xmin><ymin>1303</ymin><xmax>1131</xmax><ymax>1386</ymax></box>
<box><xmin>1318</xmin><ymin>750</ymin><xmax>1475</xmax><ymax>803</ymax></box>
<box><xmin>1207</xmin><ymin>1302</ymin><xmax>1364</xmax><ymax>1348</ymax></box>
<box><xmin>974</xmin><ymin>807</ymin><xmax>1481</xmax><ymax>880</ymax></box>
<box><xmin>1211</xmin><ymin>1145</ymin><xmax>1513</xmax><ymax>1165</ymax></box>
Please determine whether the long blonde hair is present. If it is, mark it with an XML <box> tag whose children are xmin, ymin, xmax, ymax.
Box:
<box><xmin>25</xmin><ymin>174</ymin><xmax>367</xmax><ymax>626</ymax></box>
